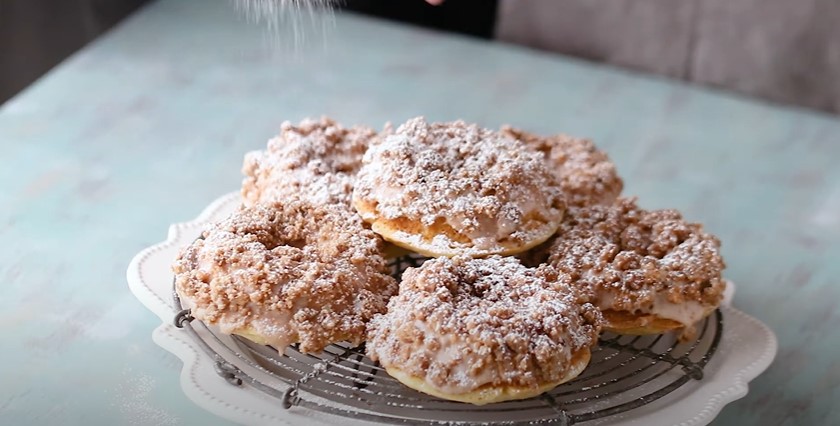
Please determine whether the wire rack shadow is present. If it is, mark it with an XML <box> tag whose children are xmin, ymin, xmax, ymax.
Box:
<box><xmin>172</xmin><ymin>254</ymin><xmax>722</xmax><ymax>425</ymax></box>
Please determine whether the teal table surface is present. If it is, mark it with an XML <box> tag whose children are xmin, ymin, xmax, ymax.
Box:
<box><xmin>1</xmin><ymin>0</ymin><xmax>839</xmax><ymax>424</ymax></box>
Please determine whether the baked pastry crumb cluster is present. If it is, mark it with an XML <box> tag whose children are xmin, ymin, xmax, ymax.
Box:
<box><xmin>353</xmin><ymin>117</ymin><xmax>565</xmax><ymax>257</ymax></box>
<box><xmin>546</xmin><ymin>197</ymin><xmax>725</xmax><ymax>340</ymax></box>
<box><xmin>172</xmin><ymin>116</ymin><xmax>725</xmax><ymax>405</ymax></box>
<box><xmin>500</xmin><ymin>126</ymin><xmax>623</xmax><ymax>208</ymax></box>
<box><xmin>367</xmin><ymin>256</ymin><xmax>601</xmax><ymax>404</ymax></box>
<box><xmin>173</xmin><ymin>200</ymin><xmax>397</xmax><ymax>353</ymax></box>
<box><xmin>242</xmin><ymin>117</ymin><xmax>376</xmax><ymax>207</ymax></box>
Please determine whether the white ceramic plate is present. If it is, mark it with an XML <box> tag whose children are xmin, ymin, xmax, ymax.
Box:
<box><xmin>127</xmin><ymin>192</ymin><xmax>777</xmax><ymax>426</ymax></box>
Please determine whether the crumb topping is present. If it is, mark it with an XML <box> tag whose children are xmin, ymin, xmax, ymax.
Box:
<box><xmin>501</xmin><ymin>126</ymin><xmax>623</xmax><ymax>207</ymax></box>
<box><xmin>173</xmin><ymin>200</ymin><xmax>398</xmax><ymax>353</ymax></box>
<box><xmin>353</xmin><ymin>117</ymin><xmax>565</xmax><ymax>255</ymax></box>
<box><xmin>547</xmin><ymin>198</ymin><xmax>726</xmax><ymax>316</ymax></box>
<box><xmin>367</xmin><ymin>256</ymin><xmax>602</xmax><ymax>393</ymax></box>
<box><xmin>242</xmin><ymin>117</ymin><xmax>377</xmax><ymax>207</ymax></box>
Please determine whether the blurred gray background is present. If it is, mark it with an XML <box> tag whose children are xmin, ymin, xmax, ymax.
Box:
<box><xmin>2</xmin><ymin>0</ymin><xmax>839</xmax><ymax>114</ymax></box>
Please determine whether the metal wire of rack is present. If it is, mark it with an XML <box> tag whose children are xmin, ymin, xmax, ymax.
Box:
<box><xmin>172</xmin><ymin>254</ymin><xmax>722</xmax><ymax>425</ymax></box>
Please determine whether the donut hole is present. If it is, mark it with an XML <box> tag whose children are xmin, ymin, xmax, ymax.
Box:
<box><xmin>281</xmin><ymin>238</ymin><xmax>308</xmax><ymax>250</ymax></box>
<box><xmin>466</xmin><ymin>280</ymin><xmax>491</xmax><ymax>298</ymax></box>
<box><xmin>196</xmin><ymin>270</ymin><xmax>212</xmax><ymax>284</ymax></box>
<box><xmin>254</xmin><ymin>232</ymin><xmax>308</xmax><ymax>251</ymax></box>
<box><xmin>517</xmin><ymin>242</ymin><xmax>551</xmax><ymax>268</ymax></box>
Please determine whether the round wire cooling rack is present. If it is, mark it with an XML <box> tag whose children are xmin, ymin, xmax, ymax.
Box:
<box><xmin>172</xmin><ymin>254</ymin><xmax>723</xmax><ymax>426</ymax></box>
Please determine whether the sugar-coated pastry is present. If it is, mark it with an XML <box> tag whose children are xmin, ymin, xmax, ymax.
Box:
<box><xmin>500</xmin><ymin>126</ymin><xmax>623</xmax><ymax>207</ymax></box>
<box><xmin>547</xmin><ymin>198</ymin><xmax>726</xmax><ymax>340</ymax></box>
<box><xmin>353</xmin><ymin>117</ymin><xmax>566</xmax><ymax>257</ymax></box>
<box><xmin>173</xmin><ymin>200</ymin><xmax>398</xmax><ymax>353</ymax></box>
<box><xmin>367</xmin><ymin>256</ymin><xmax>602</xmax><ymax>405</ymax></box>
<box><xmin>242</xmin><ymin>117</ymin><xmax>377</xmax><ymax>208</ymax></box>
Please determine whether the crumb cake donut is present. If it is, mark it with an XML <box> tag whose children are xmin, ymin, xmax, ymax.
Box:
<box><xmin>547</xmin><ymin>198</ymin><xmax>726</xmax><ymax>340</ymax></box>
<box><xmin>367</xmin><ymin>256</ymin><xmax>602</xmax><ymax>405</ymax></box>
<box><xmin>172</xmin><ymin>200</ymin><xmax>398</xmax><ymax>353</ymax></box>
<box><xmin>242</xmin><ymin>117</ymin><xmax>377</xmax><ymax>207</ymax></box>
<box><xmin>353</xmin><ymin>117</ymin><xmax>566</xmax><ymax>257</ymax></box>
<box><xmin>501</xmin><ymin>126</ymin><xmax>623</xmax><ymax>208</ymax></box>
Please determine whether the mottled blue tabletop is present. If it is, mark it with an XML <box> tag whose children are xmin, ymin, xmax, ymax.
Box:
<box><xmin>1</xmin><ymin>0</ymin><xmax>838</xmax><ymax>424</ymax></box>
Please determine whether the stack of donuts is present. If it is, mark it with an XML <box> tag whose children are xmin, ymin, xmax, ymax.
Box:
<box><xmin>173</xmin><ymin>116</ymin><xmax>726</xmax><ymax>405</ymax></box>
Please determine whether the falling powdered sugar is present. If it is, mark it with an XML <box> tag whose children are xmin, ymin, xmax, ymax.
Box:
<box><xmin>232</xmin><ymin>0</ymin><xmax>337</xmax><ymax>49</ymax></box>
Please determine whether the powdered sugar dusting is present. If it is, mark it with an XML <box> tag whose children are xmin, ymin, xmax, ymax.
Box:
<box><xmin>242</xmin><ymin>117</ymin><xmax>376</xmax><ymax>207</ymax></box>
<box><xmin>173</xmin><ymin>199</ymin><xmax>397</xmax><ymax>353</ymax></box>
<box><xmin>114</xmin><ymin>370</ymin><xmax>180</xmax><ymax>425</ymax></box>
<box><xmin>547</xmin><ymin>198</ymin><xmax>726</xmax><ymax>326</ymax></box>
<box><xmin>353</xmin><ymin>117</ymin><xmax>565</xmax><ymax>256</ymax></box>
<box><xmin>501</xmin><ymin>126</ymin><xmax>623</xmax><ymax>208</ymax></box>
<box><xmin>367</xmin><ymin>256</ymin><xmax>601</xmax><ymax>394</ymax></box>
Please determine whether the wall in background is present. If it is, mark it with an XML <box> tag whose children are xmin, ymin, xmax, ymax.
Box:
<box><xmin>0</xmin><ymin>0</ymin><xmax>148</xmax><ymax>103</ymax></box>
<box><xmin>2</xmin><ymin>0</ymin><xmax>839</xmax><ymax>115</ymax></box>
<box><xmin>497</xmin><ymin>0</ymin><xmax>840</xmax><ymax>114</ymax></box>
